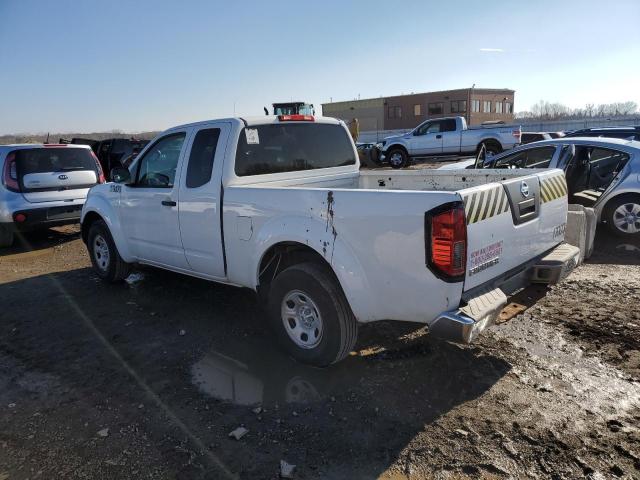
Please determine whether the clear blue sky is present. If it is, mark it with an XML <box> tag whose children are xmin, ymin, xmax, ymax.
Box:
<box><xmin>1</xmin><ymin>0</ymin><xmax>639</xmax><ymax>134</ymax></box>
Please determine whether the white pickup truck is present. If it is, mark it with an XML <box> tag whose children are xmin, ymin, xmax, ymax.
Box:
<box><xmin>378</xmin><ymin>116</ymin><xmax>522</xmax><ymax>168</ymax></box>
<box><xmin>81</xmin><ymin>114</ymin><xmax>578</xmax><ymax>366</ymax></box>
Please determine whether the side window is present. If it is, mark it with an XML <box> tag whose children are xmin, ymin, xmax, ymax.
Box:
<box><xmin>135</xmin><ymin>133</ymin><xmax>186</xmax><ymax>187</ymax></box>
<box><xmin>524</xmin><ymin>146</ymin><xmax>555</xmax><ymax>168</ymax></box>
<box><xmin>186</xmin><ymin>128</ymin><xmax>220</xmax><ymax>188</ymax></box>
<box><xmin>426</xmin><ymin>122</ymin><xmax>441</xmax><ymax>134</ymax></box>
<box><xmin>440</xmin><ymin>119</ymin><xmax>457</xmax><ymax>132</ymax></box>
<box><xmin>494</xmin><ymin>151</ymin><xmax>527</xmax><ymax>168</ymax></box>
<box><xmin>415</xmin><ymin>122</ymin><xmax>432</xmax><ymax>135</ymax></box>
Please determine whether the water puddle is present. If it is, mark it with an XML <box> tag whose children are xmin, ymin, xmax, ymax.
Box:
<box><xmin>125</xmin><ymin>272</ymin><xmax>145</xmax><ymax>285</ymax></box>
<box><xmin>191</xmin><ymin>347</ymin><xmax>337</xmax><ymax>406</ymax></box>
<box><xmin>191</xmin><ymin>333</ymin><xmax>510</xmax><ymax>409</ymax></box>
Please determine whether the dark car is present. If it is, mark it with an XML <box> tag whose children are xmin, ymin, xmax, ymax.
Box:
<box><xmin>520</xmin><ymin>132</ymin><xmax>552</xmax><ymax>144</ymax></box>
<box><xmin>60</xmin><ymin>137</ymin><xmax>150</xmax><ymax>179</ymax></box>
<box><xmin>564</xmin><ymin>126</ymin><xmax>640</xmax><ymax>141</ymax></box>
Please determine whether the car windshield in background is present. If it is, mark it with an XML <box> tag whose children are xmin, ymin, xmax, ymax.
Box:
<box><xmin>235</xmin><ymin>123</ymin><xmax>356</xmax><ymax>176</ymax></box>
<box><xmin>15</xmin><ymin>148</ymin><xmax>96</xmax><ymax>176</ymax></box>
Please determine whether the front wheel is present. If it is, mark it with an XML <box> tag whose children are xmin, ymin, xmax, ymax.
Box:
<box><xmin>387</xmin><ymin>148</ymin><xmax>408</xmax><ymax>169</ymax></box>
<box><xmin>88</xmin><ymin>220</ymin><xmax>131</xmax><ymax>282</ymax></box>
<box><xmin>604</xmin><ymin>194</ymin><xmax>640</xmax><ymax>236</ymax></box>
<box><xmin>267</xmin><ymin>262</ymin><xmax>358</xmax><ymax>367</ymax></box>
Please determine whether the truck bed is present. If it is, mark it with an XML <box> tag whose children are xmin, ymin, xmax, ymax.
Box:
<box><xmin>224</xmin><ymin>167</ymin><xmax>569</xmax><ymax>323</ymax></box>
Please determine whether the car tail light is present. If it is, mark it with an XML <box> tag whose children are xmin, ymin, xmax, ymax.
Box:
<box><xmin>278</xmin><ymin>114</ymin><xmax>314</xmax><ymax>122</ymax></box>
<box><xmin>426</xmin><ymin>203</ymin><xmax>467</xmax><ymax>281</ymax></box>
<box><xmin>90</xmin><ymin>150</ymin><xmax>105</xmax><ymax>183</ymax></box>
<box><xmin>14</xmin><ymin>213</ymin><xmax>26</xmax><ymax>223</ymax></box>
<box><xmin>2</xmin><ymin>152</ymin><xmax>20</xmax><ymax>192</ymax></box>
<box><xmin>512</xmin><ymin>129</ymin><xmax>521</xmax><ymax>139</ymax></box>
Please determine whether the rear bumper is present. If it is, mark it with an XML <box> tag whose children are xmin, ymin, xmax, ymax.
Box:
<box><xmin>2</xmin><ymin>204</ymin><xmax>83</xmax><ymax>232</ymax></box>
<box><xmin>429</xmin><ymin>242</ymin><xmax>580</xmax><ymax>344</ymax></box>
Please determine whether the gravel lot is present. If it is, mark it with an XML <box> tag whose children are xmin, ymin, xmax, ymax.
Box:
<box><xmin>0</xmin><ymin>225</ymin><xmax>639</xmax><ymax>479</ymax></box>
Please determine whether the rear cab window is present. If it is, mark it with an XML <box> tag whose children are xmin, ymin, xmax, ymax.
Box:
<box><xmin>13</xmin><ymin>147</ymin><xmax>99</xmax><ymax>191</ymax></box>
<box><xmin>235</xmin><ymin>123</ymin><xmax>356</xmax><ymax>177</ymax></box>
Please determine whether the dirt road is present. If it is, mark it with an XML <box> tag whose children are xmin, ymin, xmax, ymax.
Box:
<box><xmin>0</xmin><ymin>226</ymin><xmax>639</xmax><ymax>479</ymax></box>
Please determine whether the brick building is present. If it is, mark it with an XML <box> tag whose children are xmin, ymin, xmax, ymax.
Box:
<box><xmin>322</xmin><ymin>88</ymin><xmax>515</xmax><ymax>131</ymax></box>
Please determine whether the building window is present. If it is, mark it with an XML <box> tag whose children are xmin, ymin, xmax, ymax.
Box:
<box><xmin>483</xmin><ymin>101</ymin><xmax>491</xmax><ymax>113</ymax></box>
<box><xmin>428</xmin><ymin>102</ymin><xmax>444</xmax><ymax>115</ymax></box>
<box><xmin>505</xmin><ymin>102</ymin><xmax>512</xmax><ymax>114</ymax></box>
<box><xmin>413</xmin><ymin>104</ymin><xmax>421</xmax><ymax>116</ymax></box>
<box><xmin>495</xmin><ymin>102</ymin><xmax>503</xmax><ymax>114</ymax></box>
<box><xmin>388</xmin><ymin>106</ymin><xmax>402</xmax><ymax>119</ymax></box>
<box><xmin>471</xmin><ymin>100</ymin><xmax>480</xmax><ymax>112</ymax></box>
<box><xmin>450</xmin><ymin>100</ymin><xmax>467</xmax><ymax>113</ymax></box>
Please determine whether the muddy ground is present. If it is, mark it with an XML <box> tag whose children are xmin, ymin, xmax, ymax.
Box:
<box><xmin>0</xmin><ymin>226</ymin><xmax>639</xmax><ymax>479</ymax></box>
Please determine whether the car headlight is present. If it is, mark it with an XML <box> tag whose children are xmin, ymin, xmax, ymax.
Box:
<box><xmin>375</xmin><ymin>141</ymin><xmax>386</xmax><ymax>149</ymax></box>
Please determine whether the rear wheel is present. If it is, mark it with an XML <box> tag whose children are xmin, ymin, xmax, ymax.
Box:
<box><xmin>478</xmin><ymin>140</ymin><xmax>502</xmax><ymax>156</ymax></box>
<box><xmin>0</xmin><ymin>225</ymin><xmax>14</xmax><ymax>248</ymax></box>
<box><xmin>267</xmin><ymin>262</ymin><xmax>358</xmax><ymax>367</ymax></box>
<box><xmin>604</xmin><ymin>194</ymin><xmax>640</xmax><ymax>236</ymax></box>
<box><xmin>387</xmin><ymin>148</ymin><xmax>408</xmax><ymax>169</ymax></box>
<box><xmin>88</xmin><ymin>220</ymin><xmax>131</xmax><ymax>282</ymax></box>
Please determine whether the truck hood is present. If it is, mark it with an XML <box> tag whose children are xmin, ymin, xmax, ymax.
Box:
<box><xmin>384</xmin><ymin>132</ymin><xmax>413</xmax><ymax>142</ymax></box>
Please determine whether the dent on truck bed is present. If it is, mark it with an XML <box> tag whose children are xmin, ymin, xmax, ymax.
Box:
<box><xmin>324</xmin><ymin>190</ymin><xmax>338</xmax><ymax>262</ymax></box>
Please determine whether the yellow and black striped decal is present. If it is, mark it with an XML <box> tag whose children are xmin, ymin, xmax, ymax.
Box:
<box><xmin>463</xmin><ymin>185</ymin><xmax>510</xmax><ymax>225</ymax></box>
<box><xmin>540</xmin><ymin>174</ymin><xmax>567</xmax><ymax>203</ymax></box>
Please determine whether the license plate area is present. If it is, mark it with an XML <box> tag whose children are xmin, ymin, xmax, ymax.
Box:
<box><xmin>47</xmin><ymin>205</ymin><xmax>82</xmax><ymax>220</ymax></box>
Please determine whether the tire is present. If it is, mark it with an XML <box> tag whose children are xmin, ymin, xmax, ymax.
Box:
<box><xmin>478</xmin><ymin>141</ymin><xmax>502</xmax><ymax>156</ymax></box>
<box><xmin>387</xmin><ymin>148</ymin><xmax>408</xmax><ymax>169</ymax></box>
<box><xmin>0</xmin><ymin>225</ymin><xmax>14</xmax><ymax>248</ymax></box>
<box><xmin>87</xmin><ymin>220</ymin><xmax>131</xmax><ymax>282</ymax></box>
<box><xmin>266</xmin><ymin>262</ymin><xmax>358</xmax><ymax>367</ymax></box>
<box><xmin>603</xmin><ymin>194</ymin><xmax>640</xmax><ymax>237</ymax></box>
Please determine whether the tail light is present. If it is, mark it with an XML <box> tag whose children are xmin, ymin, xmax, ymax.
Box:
<box><xmin>2</xmin><ymin>152</ymin><xmax>20</xmax><ymax>192</ymax></box>
<box><xmin>278</xmin><ymin>114</ymin><xmax>314</xmax><ymax>122</ymax></box>
<box><xmin>512</xmin><ymin>129</ymin><xmax>522</xmax><ymax>140</ymax></box>
<box><xmin>90</xmin><ymin>150</ymin><xmax>106</xmax><ymax>183</ymax></box>
<box><xmin>425</xmin><ymin>203</ymin><xmax>467</xmax><ymax>281</ymax></box>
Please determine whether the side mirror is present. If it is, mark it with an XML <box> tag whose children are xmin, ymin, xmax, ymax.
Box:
<box><xmin>111</xmin><ymin>167</ymin><xmax>131</xmax><ymax>184</ymax></box>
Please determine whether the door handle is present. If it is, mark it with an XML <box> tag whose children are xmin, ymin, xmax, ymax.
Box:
<box><xmin>436</xmin><ymin>134</ymin><xmax>442</xmax><ymax>139</ymax></box>
<box><xmin>161</xmin><ymin>200</ymin><xmax>177</xmax><ymax>207</ymax></box>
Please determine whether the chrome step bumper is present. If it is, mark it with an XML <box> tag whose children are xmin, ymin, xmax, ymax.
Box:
<box><xmin>430</xmin><ymin>242</ymin><xmax>580</xmax><ymax>344</ymax></box>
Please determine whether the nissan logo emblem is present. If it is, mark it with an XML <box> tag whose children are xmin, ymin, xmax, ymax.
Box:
<box><xmin>58</xmin><ymin>174</ymin><xmax>69</xmax><ymax>180</ymax></box>
<box><xmin>520</xmin><ymin>181</ymin><xmax>530</xmax><ymax>198</ymax></box>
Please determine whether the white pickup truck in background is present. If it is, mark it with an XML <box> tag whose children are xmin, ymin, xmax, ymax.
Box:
<box><xmin>378</xmin><ymin>116</ymin><xmax>522</xmax><ymax>168</ymax></box>
<box><xmin>81</xmin><ymin>114</ymin><xmax>578</xmax><ymax>366</ymax></box>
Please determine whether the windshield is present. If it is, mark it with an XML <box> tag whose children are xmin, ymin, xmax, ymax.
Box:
<box><xmin>235</xmin><ymin>123</ymin><xmax>356</xmax><ymax>176</ymax></box>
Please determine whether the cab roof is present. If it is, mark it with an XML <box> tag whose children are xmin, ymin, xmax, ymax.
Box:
<box><xmin>168</xmin><ymin>115</ymin><xmax>343</xmax><ymax>132</ymax></box>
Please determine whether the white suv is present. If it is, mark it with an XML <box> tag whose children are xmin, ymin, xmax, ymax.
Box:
<box><xmin>0</xmin><ymin>144</ymin><xmax>104</xmax><ymax>247</ymax></box>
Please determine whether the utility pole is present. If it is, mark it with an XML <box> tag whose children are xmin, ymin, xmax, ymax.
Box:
<box><xmin>467</xmin><ymin>83</ymin><xmax>475</xmax><ymax>125</ymax></box>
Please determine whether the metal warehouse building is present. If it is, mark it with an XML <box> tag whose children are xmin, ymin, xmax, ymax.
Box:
<box><xmin>322</xmin><ymin>88</ymin><xmax>515</xmax><ymax>132</ymax></box>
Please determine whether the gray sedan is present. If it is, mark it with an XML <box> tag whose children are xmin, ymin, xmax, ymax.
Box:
<box><xmin>441</xmin><ymin>137</ymin><xmax>640</xmax><ymax>236</ymax></box>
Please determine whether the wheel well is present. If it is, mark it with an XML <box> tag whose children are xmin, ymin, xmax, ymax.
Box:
<box><xmin>81</xmin><ymin>211</ymin><xmax>104</xmax><ymax>244</ymax></box>
<box><xmin>601</xmin><ymin>192</ymin><xmax>640</xmax><ymax>220</ymax></box>
<box><xmin>386</xmin><ymin>144</ymin><xmax>408</xmax><ymax>156</ymax></box>
<box><xmin>257</xmin><ymin>242</ymin><xmax>337</xmax><ymax>299</ymax></box>
<box><xmin>477</xmin><ymin>139</ymin><xmax>501</xmax><ymax>151</ymax></box>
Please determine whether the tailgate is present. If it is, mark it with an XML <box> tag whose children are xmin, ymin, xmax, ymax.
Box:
<box><xmin>22</xmin><ymin>170</ymin><xmax>96</xmax><ymax>202</ymax></box>
<box><xmin>14</xmin><ymin>147</ymin><xmax>99</xmax><ymax>203</ymax></box>
<box><xmin>460</xmin><ymin>169</ymin><xmax>568</xmax><ymax>291</ymax></box>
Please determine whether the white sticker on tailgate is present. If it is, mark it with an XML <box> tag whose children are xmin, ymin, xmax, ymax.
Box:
<box><xmin>469</xmin><ymin>240</ymin><xmax>503</xmax><ymax>276</ymax></box>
